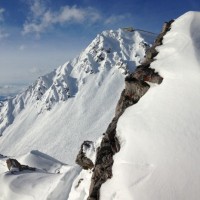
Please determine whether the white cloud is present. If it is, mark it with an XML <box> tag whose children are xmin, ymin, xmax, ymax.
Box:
<box><xmin>22</xmin><ymin>0</ymin><xmax>101</xmax><ymax>36</ymax></box>
<box><xmin>29</xmin><ymin>0</ymin><xmax>45</xmax><ymax>17</ymax></box>
<box><xmin>105</xmin><ymin>14</ymin><xmax>131</xmax><ymax>25</ymax></box>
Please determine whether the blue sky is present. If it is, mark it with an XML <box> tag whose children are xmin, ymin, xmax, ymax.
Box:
<box><xmin>0</xmin><ymin>0</ymin><xmax>200</xmax><ymax>96</ymax></box>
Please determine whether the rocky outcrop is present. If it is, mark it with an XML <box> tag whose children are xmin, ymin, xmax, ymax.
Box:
<box><xmin>6</xmin><ymin>158</ymin><xmax>36</xmax><ymax>172</ymax></box>
<box><xmin>132</xmin><ymin>63</ymin><xmax>163</xmax><ymax>84</ymax></box>
<box><xmin>142</xmin><ymin>20</ymin><xmax>174</xmax><ymax>65</ymax></box>
<box><xmin>115</xmin><ymin>78</ymin><xmax>150</xmax><ymax>117</ymax></box>
<box><xmin>87</xmin><ymin>20</ymin><xmax>174</xmax><ymax>200</ymax></box>
<box><xmin>76</xmin><ymin>141</ymin><xmax>94</xmax><ymax>170</ymax></box>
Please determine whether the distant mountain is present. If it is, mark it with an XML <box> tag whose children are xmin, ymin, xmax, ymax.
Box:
<box><xmin>0</xmin><ymin>29</ymin><xmax>155</xmax><ymax>164</ymax></box>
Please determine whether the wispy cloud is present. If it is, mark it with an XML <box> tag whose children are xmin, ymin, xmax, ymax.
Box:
<box><xmin>22</xmin><ymin>0</ymin><xmax>101</xmax><ymax>37</ymax></box>
<box><xmin>104</xmin><ymin>14</ymin><xmax>131</xmax><ymax>25</ymax></box>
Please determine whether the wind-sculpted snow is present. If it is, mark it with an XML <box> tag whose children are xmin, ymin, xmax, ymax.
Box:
<box><xmin>0</xmin><ymin>151</ymin><xmax>81</xmax><ymax>200</ymax></box>
<box><xmin>101</xmin><ymin>11</ymin><xmax>200</xmax><ymax>200</ymax></box>
<box><xmin>0</xmin><ymin>29</ymin><xmax>154</xmax><ymax>164</ymax></box>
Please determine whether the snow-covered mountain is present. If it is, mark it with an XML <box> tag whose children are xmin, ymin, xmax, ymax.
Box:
<box><xmin>1</xmin><ymin>11</ymin><xmax>199</xmax><ymax>200</ymax></box>
<box><xmin>0</xmin><ymin>29</ymin><xmax>154</xmax><ymax>164</ymax></box>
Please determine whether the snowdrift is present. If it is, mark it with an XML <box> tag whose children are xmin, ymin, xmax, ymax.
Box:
<box><xmin>0</xmin><ymin>151</ymin><xmax>81</xmax><ymax>200</ymax></box>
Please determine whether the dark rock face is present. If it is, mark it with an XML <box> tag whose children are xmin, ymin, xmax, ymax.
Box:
<box><xmin>154</xmin><ymin>20</ymin><xmax>174</xmax><ymax>46</ymax></box>
<box><xmin>115</xmin><ymin>79</ymin><xmax>150</xmax><ymax>117</ymax></box>
<box><xmin>146</xmin><ymin>46</ymin><xmax>158</xmax><ymax>60</ymax></box>
<box><xmin>6</xmin><ymin>159</ymin><xmax>22</xmax><ymax>171</ymax></box>
<box><xmin>6</xmin><ymin>158</ymin><xmax>36</xmax><ymax>172</ymax></box>
<box><xmin>143</xmin><ymin>19</ymin><xmax>174</xmax><ymax>65</ymax></box>
<box><xmin>87</xmin><ymin>20</ymin><xmax>174</xmax><ymax>200</ymax></box>
<box><xmin>161</xmin><ymin>20</ymin><xmax>175</xmax><ymax>33</ymax></box>
<box><xmin>88</xmin><ymin>118</ymin><xmax>120</xmax><ymax>200</ymax></box>
<box><xmin>132</xmin><ymin>64</ymin><xmax>163</xmax><ymax>84</ymax></box>
<box><xmin>76</xmin><ymin>141</ymin><xmax>94</xmax><ymax>170</ymax></box>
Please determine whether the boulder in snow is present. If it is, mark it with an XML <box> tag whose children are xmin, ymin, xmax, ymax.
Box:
<box><xmin>6</xmin><ymin>158</ymin><xmax>36</xmax><ymax>172</ymax></box>
<box><xmin>76</xmin><ymin>141</ymin><xmax>94</xmax><ymax>170</ymax></box>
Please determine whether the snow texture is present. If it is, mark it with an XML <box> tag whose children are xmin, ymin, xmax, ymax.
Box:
<box><xmin>101</xmin><ymin>11</ymin><xmax>200</xmax><ymax>200</ymax></box>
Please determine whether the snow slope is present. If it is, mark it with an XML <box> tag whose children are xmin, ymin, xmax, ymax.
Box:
<box><xmin>0</xmin><ymin>151</ymin><xmax>81</xmax><ymax>200</ymax></box>
<box><xmin>0</xmin><ymin>29</ymin><xmax>154</xmax><ymax>164</ymax></box>
<box><xmin>101</xmin><ymin>11</ymin><xmax>200</xmax><ymax>200</ymax></box>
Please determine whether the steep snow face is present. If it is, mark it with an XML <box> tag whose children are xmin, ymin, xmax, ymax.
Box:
<box><xmin>0</xmin><ymin>29</ymin><xmax>155</xmax><ymax>164</ymax></box>
<box><xmin>101</xmin><ymin>12</ymin><xmax>200</xmax><ymax>200</ymax></box>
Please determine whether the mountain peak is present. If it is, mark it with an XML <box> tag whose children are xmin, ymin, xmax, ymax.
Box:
<box><xmin>0</xmin><ymin>28</ymin><xmax>155</xmax><ymax>164</ymax></box>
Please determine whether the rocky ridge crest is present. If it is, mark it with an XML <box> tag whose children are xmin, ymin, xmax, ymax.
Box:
<box><xmin>84</xmin><ymin>20</ymin><xmax>174</xmax><ymax>200</ymax></box>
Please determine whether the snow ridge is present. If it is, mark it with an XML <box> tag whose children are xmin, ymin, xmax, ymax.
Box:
<box><xmin>101</xmin><ymin>11</ymin><xmax>200</xmax><ymax>200</ymax></box>
<box><xmin>87</xmin><ymin>21</ymin><xmax>173</xmax><ymax>200</ymax></box>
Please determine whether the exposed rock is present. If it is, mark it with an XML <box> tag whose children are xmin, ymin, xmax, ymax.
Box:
<box><xmin>6</xmin><ymin>159</ymin><xmax>22</xmax><ymax>171</ymax></box>
<box><xmin>75</xmin><ymin>178</ymin><xmax>84</xmax><ymax>188</ymax></box>
<box><xmin>161</xmin><ymin>20</ymin><xmax>175</xmax><ymax>33</ymax></box>
<box><xmin>155</xmin><ymin>20</ymin><xmax>174</xmax><ymax>46</ymax></box>
<box><xmin>145</xmin><ymin>46</ymin><xmax>158</xmax><ymax>60</ymax></box>
<box><xmin>132</xmin><ymin>64</ymin><xmax>163</xmax><ymax>84</ymax></box>
<box><xmin>6</xmin><ymin>158</ymin><xmax>36</xmax><ymax>172</ymax></box>
<box><xmin>76</xmin><ymin>141</ymin><xmax>94</xmax><ymax>170</ymax></box>
<box><xmin>143</xmin><ymin>19</ymin><xmax>174</xmax><ymax>64</ymax></box>
<box><xmin>115</xmin><ymin>80</ymin><xmax>150</xmax><ymax>117</ymax></box>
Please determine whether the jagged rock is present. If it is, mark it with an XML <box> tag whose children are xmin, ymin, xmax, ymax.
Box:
<box><xmin>124</xmin><ymin>76</ymin><xmax>150</xmax><ymax>98</ymax></box>
<box><xmin>6</xmin><ymin>159</ymin><xmax>22</xmax><ymax>171</ymax></box>
<box><xmin>132</xmin><ymin>64</ymin><xmax>163</xmax><ymax>84</ymax></box>
<box><xmin>145</xmin><ymin>46</ymin><xmax>158</xmax><ymax>60</ymax></box>
<box><xmin>88</xmin><ymin>117</ymin><xmax>121</xmax><ymax>199</ymax></box>
<box><xmin>154</xmin><ymin>32</ymin><xmax>165</xmax><ymax>46</ymax></box>
<box><xmin>6</xmin><ymin>158</ymin><xmax>36</xmax><ymax>172</ymax></box>
<box><xmin>154</xmin><ymin>20</ymin><xmax>174</xmax><ymax>46</ymax></box>
<box><xmin>115</xmin><ymin>76</ymin><xmax>150</xmax><ymax>117</ymax></box>
<box><xmin>76</xmin><ymin>141</ymin><xmax>94</xmax><ymax>170</ymax></box>
<box><xmin>161</xmin><ymin>20</ymin><xmax>175</xmax><ymax>33</ymax></box>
